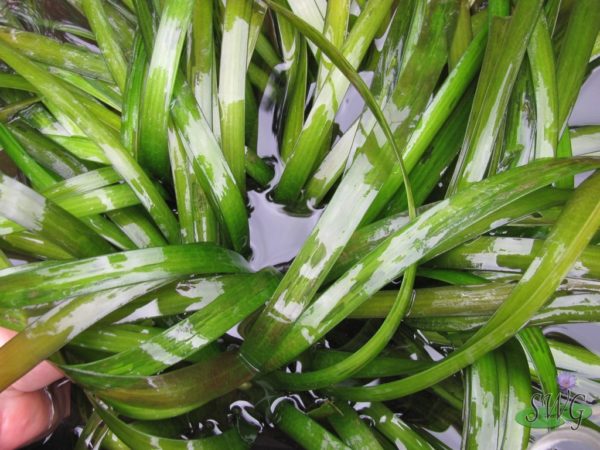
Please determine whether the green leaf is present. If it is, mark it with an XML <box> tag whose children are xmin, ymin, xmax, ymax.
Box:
<box><xmin>555</xmin><ymin>0</ymin><xmax>600</xmax><ymax>132</ymax></box>
<box><xmin>462</xmin><ymin>340</ymin><xmax>531</xmax><ymax>450</ymax></box>
<box><xmin>428</xmin><ymin>236</ymin><xmax>600</xmax><ymax>280</ymax></box>
<box><xmin>64</xmin><ymin>270</ymin><xmax>278</xmax><ymax>382</ymax></box>
<box><xmin>329</xmin><ymin>170</ymin><xmax>600</xmax><ymax>402</ymax></box>
<box><xmin>0</xmin><ymin>281</ymin><xmax>169</xmax><ymax>390</ymax></box>
<box><xmin>218</xmin><ymin>0</ymin><xmax>253</xmax><ymax>191</ymax></box>
<box><xmin>0</xmin><ymin>121</ymin><xmax>57</xmax><ymax>190</ymax></box>
<box><xmin>449</xmin><ymin>0</ymin><xmax>544</xmax><ymax>192</ymax></box>
<box><xmin>305</xmin><ymin>2</ymin><xmax>416</xmax><ymax>204</ymax></box>
<box><xmin>0</xmin><ymin>38</ymin><xmax>181</xmax><ymax>243</ymax></box>
<box><xmin>362</xmin><ymin>21</ymin><xmax>487</xmax><ymax>223</ymax></box>
<box><xmin>139</xmin><ymin>0</ymin><xmax>195</xmax><ymax>178</ymax></box>
<box><xmin>364</xmin><ymin>402</ymin><xmax>435</xmax><ymax>449</ymax></box>
<box><xmin>120</xmin><ymin>36</ymin><xmax>145</xmax><ymax>161</ymax></box>
<box><xmin>528</xmin><ymin>13</ymin><xmax>558</xmax><ymax>159</ymax></box>
<box><xmin>268</xmin><ymin>159</ymin><xmax>599</xmax><ymax>371</ymax></box>
<box><xmin>517</xmin><ymin>327</ymin><xmax>560</xmax><ymax>408</ymax></box>
<box><xmin>92</xmin><ymin>398</ymin><xmax>249</xmax><ymax>450</ymax></box>
<box><xmin>0</xmin><ymin>26</ymin><xmax>111</xmax><ymax>81</ymax></box>
<box><xmin>273</xmin><ymin>0</ymin><xmax>397</xmax><ymax>203</ymax></box>
<box><xmin>87</xmin><ymin>351</ymin><xmax>256</xmax><ymax>419</ymax></box>
<box><xmin>327</xmin><ymin>402</ymin><xmax>383</xmax><ymax>450</ymax></box>
<box><xmin>8</xmin><ymin>121</ymin><xmax>88</xmax><ymax>179</ymax></box>
<box><xmin>41</xmin><ymin>167</ymin><xmax>122</xmax><ymax>199</ymax></box>
<box><xmin>0</xmin><ymin>244</ymin><xmax>249</xmax><ymax>307</ymax></box>
<box><xmin>187</xmin><ymin>0</ymin><xmax>217</xmax><ymax>130</ymax></box>
<box><xmin>351</xmin><ymin>278</ymin><xmax>600</xmax><ymax>324</ymax></box>
<box><xmin>171</xmin><ymin>77</ymin><xmax>250</xmax><ymax>253</ymax></box>
<box><xmin>0</xmin><ymin>172</ymin><xmax>113</xmax><ymax>257</ymax></box>
<box><xmin>241</xmin><ymin>0</ymin><xmax>451</xmax><ymax>371</ymax></box>
<box><xmin>315</xmin><ymin>0</ymin><xmax>350</xmax><ymax>94</ymax></box>
<box><xmin>273</xmin><ymin>401</ymin><xmax>350</xmax><ymax>450</ymax></box>
<box><xmin>548</xmin><ymin>339</ymin><xmax>600</xmax><ymax>379</ymax></box>
<box><xmin>571</xmin><ymin>125</ymin><xmax>600</xmax><ymax>156</ymax></box>
<box><xmin>82</xmin><ymin>0</ymin><xmax>128</xmax><ymax>91</ymax></box>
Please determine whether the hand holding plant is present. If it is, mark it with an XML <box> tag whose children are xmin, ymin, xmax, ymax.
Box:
<box><xmin>0</xmin><ymin>327</ymin><xmax>69</xmax><ymax>450</ymax></box>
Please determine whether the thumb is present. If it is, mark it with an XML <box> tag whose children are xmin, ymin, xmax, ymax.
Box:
<box><xmin>0</xmin><ymin>327</ymin><xmax>64</xmax><ymax>392</ymax></box>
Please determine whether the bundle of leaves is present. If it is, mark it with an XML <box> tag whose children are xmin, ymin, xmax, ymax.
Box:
<box><xmin>0</xmin><ymin>0</ymin><xmax>600</xmax><ymax>448</ymax></box>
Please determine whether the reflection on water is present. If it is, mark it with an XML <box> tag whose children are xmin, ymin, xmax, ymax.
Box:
<box><xmin>531</xmin><ymin>427</ymin><xmax>600</xmax><ymax>450</ymax></box>
<box><xmin>248</xmin><ymin>189</ymin><xmax>321</xmax><ymax>271</ymax></box>
<box><xmin>248</xmin><ymin>78</ymin><xmax>323</xmax><ymax>271</ymax></box>
<box><xmin>570</xmin><ymin>69</ymin><xmax>600</xmax><ymax>127</ymax></box>
<box><xmin>247</xmin><ymin>64</ymin><xmax>368</xmax><ymax>271</ymax></box>
<box><xmin>545</xmin><ymin>323</ymin><xmax>600</xmax><ymax>354</ymax></box>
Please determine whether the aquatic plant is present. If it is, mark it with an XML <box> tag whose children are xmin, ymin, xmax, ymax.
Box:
<box><xmin>0</xmin><ymin>0</ymin><xmax>599</xmax><ymax>448</ymax></box>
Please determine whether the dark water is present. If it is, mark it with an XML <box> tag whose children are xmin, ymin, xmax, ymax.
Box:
<box><xmin>247</xmin><ymin>65</ymin><xmax>372</xmax><ymax>271</ymax></box>
<box><xmin>248</xmin><ymin>78</ymin><xmax>322</xmax><ymax>271</ymax></box>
